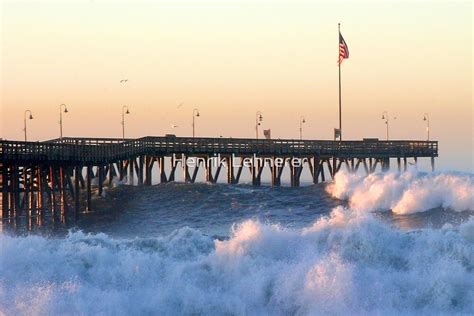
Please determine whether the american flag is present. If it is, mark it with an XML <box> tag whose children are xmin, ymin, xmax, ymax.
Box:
<box><xmin>338</xmin><ymin>32</ymin><xmax>349</xmax><ymax>64</ymax></box>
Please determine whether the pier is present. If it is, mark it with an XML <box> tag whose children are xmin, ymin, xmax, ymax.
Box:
<box><xmin>0</xmin><ymin>136</ymin><xmax>438</xmax><ymax>221</ymax></box>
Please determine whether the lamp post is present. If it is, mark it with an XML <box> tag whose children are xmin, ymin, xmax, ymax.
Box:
<box><xmin>23</xmin><ymin>110</ymin><xmax>34</xmax><ymax>141</ymax></box>
<box><xmin>381</xmin><ymin>111</ymin><xmax>390</xmax><ymax>141</ymax></box>
<box><xmin>299</xmin><ymin>116</ymin><xmax>306</xmax><ymax>140</ymax></box>
<box><xmin>192</xmin><ymin>108</ymin><xmax>200</xmax><ymax>137</ymax></box>
<box><xmin>255</xmin><ymin>111</ymin><xmax>263</xmax><ymax>139</ymax></box>
<box><xmin>122</xmin><ymin>105</ymin><xmax>130</xmax><ymax>140</ymax></box>
<box><xmin>59</xmin><ymin>103</ymin><xmax>68</xmax><ymax>140</ymax></box>
<box><xmin>423</xmin><ymin>113</ymin><xmax>430</xmax><ymax>141</ymax></box>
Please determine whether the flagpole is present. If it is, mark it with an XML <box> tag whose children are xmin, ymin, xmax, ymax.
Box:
<box><xmin>338</xmin><ymin>23</ymin><xmax>342</xmax><ymax>141</ymax></box>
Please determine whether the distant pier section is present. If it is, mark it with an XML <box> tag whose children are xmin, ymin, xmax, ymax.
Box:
<box><xmin>0</xmin><ymin>136</ymin><xmax>438</xmax><ymax>221</ymax></box>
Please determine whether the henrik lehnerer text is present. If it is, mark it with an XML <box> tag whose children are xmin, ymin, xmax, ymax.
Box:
<box><xmin>172</xmin><ymin>154</ymin><xmax>309</xmax><ymax>168</ymax></box>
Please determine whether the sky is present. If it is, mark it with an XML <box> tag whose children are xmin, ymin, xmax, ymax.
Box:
<box><xmin>1</xmin><ymin>0</ymin><xmax>472</xmax><ymax>171</ymax></box>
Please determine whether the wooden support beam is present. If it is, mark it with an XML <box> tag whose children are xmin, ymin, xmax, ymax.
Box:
<box><xmin>191</xmin><ymin>162</ymin><xmax>200</xmax><ymax>183</ymax></box>
<box><xmin>103</xmin><ymin>165</ymin><xmax>110</xmax><ymax>179</ymax></box>
<box><xmin>10</xmin><ymin>166</ymin><xmax>16</xmax><ymax>217</ymax></box>
<box><xmin>43</xmin><ymin>166</ymin><xmax>52</xmax><ymax>218</ymax></box>
<box><xmin>183</xmin><ymin>155</ymin><xmax>191</xmax><ymax>183</ymax></box>
<box><xmin>1</xmin><ymin>163</ymin><xmax>8</xmax><ymax>218</ymax></box>
<box><xmin>295</xmin><ymin>165</ymin><xmax>303</xmax><ymax>187</ymax></box>
<box><xmin>403</xmin><ymin>157</ymin><xmax>407</xmax><ymax>172</ymax></box>
<box><xmin>50</xmin><ymin>166</ymin><xmax>57</xmax><ymax>218</ymax></box>
<box><xmin>271</xmin><ymin>156</ymin><xmax>281</xmax><ymax>186</ymax></box>
<box><xmin>23</xmin><ymin>165</ymin><xmax>30</xmax><ymax>216</ymax></box>
<box><xmin>311</xmin><ymin>156</ymin><xmax>320</xmax><ymax>184</ymax></box>
<box><xmin>307</xmin><ymin>159</ymin><xmax>314</xmax><ymax>178</ymax></box>
<box><xmin>213</xmin><ymin>164</ymin><xmax>222</xmax><ymax>184</ymax></box>
<box><xmin>88</xmin><ymin>166</ymin><xmax>95</xmax><ymax>179</ymax></box>
<box><xmin>108</xmin><ymin>163</ymin><xmax>115</xmax><ymax>186</ymax></box>
<box><xmin>59</xmin><ymin>166</ymin><xmax>66</xmax><ymax>218</ymax></box>
<box><xmin>158</xmin><ymin>157</ymin><xmax>167</xmax><ymax>183</ymax></box>
<box><xmin>320</xmin><ymin>161</ymin><xmax>326</xmax><ymax>182</ymax></box>
<box><xmin>256</xmin><ymin>159</ymin><xmax>264</xmax><ymax>186</ymax></box>
<box><xmin>384</xmin><ymin>158</ymin><xmax>390</xmax><ymax>172</ymax></box>
<box><xmin>145</xmin><ymin>156</ymin><xmax>153</xmax><ymax>186</ymax></box>
<box><xmin>270</xmin><ymin>163</ymin><xmax>277</xmax><ymax>186</ymax></box>
<box><xmin>86</xmin><ymin>165</ymin><xmax>92</xmax><ymax>212</ymax></box>
<box><xmin>168</xmin><ymin>156</ymin><xmax>177</xmax><ymax>182</ymax></box>
<box><xmin>431</xmin><ymin>157</ymin><xmax>435</xmax><ymax>172</ymax></box>
<box><xmin>290</xmin><ymin>159</ymin><xmax>303</xmax><ymax>187</ymax></box>
<box><xmin>38</xmin><ymin>167</ymin><xmax>47</xmax><ymax>217</ymax></box>
<box><xmin>290</xmin><ymin>165</ymin><xmax>296</xmax><ymax>187</ymax></box>
<box><xmin>78</xmin><ymin>170</ymin><xmax>85</xmax><ymax>189</ymax></box>
<box><xmin>226</xmin><ymin>156</ymin><xmax>235</xmax><ymax>184</ymax></box>
<box><xmin>129</xmin><ymin>158</ymin><xmax>135</xmax><ymax>185</ymax></box>
<box><xmin>36</xmin><ymin>166</ymin><xmax>43</xmax><ymax>217</ymax></box>
<box><xmin>397</xmin><ymin>157</ymin><xmax>401</xmax><ymax>173</ymax></box>
<box><xmin>298</xmin><ymin>164</ymin><xmax>304</xmax><ymax>179</ymax></box>
<box><xmin>133</xmin><ymin>158</ymin><xmax>140</xmax><ymax>183</ymax></box>
<box><xmin>206</xmin><ymin>157</ymin><xmax>213</xmax><ymax>183</ymax></box>
<box><xmin>120</xmin><ymin>160</ymin><xmax>126</xmax><ymax>182</ymax></box>
<box><xmin>149</xmin><ymin>157</ymin><xmax>156</xmax><ymax>184</ymax></box>
<box><xmin>29</xmin><ymin>165</ymin><xmax>36</xmax><ymax>217</ymax></box>
<box><xmin>327</xmin><ymin>159</ymin><xmax>333</xmax><ymax>179</ymax></box>
<box><xmin>74</xmin><ymin>166</ymin><xmax>80</xmax><ymax>219</ymax></box>
<box><xmin>98</xmin><ymin>165</ymin><xmax>104</xmax><ymax>196</ymax></box>
<box><xmin>138</xmin><ymin>156</ymin><xmax>144</xmax><ymax>185</ymax></box>
<box><xmin>277</xmin><ymin>158</ymin><xmax>286</xmax><ymax>185</ymax></box>
<box><xmin>234</xmin><ymin>162</ymin><xmax>244</xmax><ymax>184</ymax></box>
<box><xmin>251</xmin><ymin>156</ymin><xmax>262</xmax><ymax>186</ymax></box>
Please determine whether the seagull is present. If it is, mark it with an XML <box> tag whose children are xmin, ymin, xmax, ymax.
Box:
<box><xmin>177</xmin><ymin>103</ymin><xmax>183</xmax><ymax>109</ymax></box>
<box><xmin>120</xmin><ymin>79</ymin><xmax>128</xmax><ymax>83</ymax></box>
<box><xmin>171</xmin><ymin>124</ymin><xmax>179</xmax><ymax>128</ymax></box>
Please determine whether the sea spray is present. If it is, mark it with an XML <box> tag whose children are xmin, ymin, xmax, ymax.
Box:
<box><xmin>1</xmin><ymin>217</ymin><xmax>473</xmax><ymax>315</ymax></box>
<box><xmin>327</xmin><ymin>170</ymin><xmax>474</xmax><ymax>214</ymax></box>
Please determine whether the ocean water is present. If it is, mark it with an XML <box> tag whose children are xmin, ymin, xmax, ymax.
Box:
<box><xmin>0</xmin><ymin>170</ymin><xmax>473</xmax><ymax>315</ymax></box>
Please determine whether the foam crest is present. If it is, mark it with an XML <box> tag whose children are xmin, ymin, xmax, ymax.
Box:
<box><xmin>327</xmin><ymin>170</ymin><xmax>474</xmax><ymax>214</ymax></box>
<box><xmin>2</xmin><ymin>215</ymin><xmax>472</xmax><ymax>315</ymax></box>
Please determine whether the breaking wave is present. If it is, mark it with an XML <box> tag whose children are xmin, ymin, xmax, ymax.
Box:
<box><xmin>327</xmin><ymin>170</ymin><xmax>474</xmax><ymax>215</ymax></box>
<box><xmin>0</xmin><ymin>218</ymin><xmax>473</xmax><ymax>315</ymax></box>
<box><xmin>0</xmin><ymin>171</ymin><xmax>473</xmax><ymax>315</ymax></box>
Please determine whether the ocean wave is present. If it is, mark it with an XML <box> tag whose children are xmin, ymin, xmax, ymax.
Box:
<box><xmin>1</xmin><ymin>215</ymin><xmax>473</xmax><ymax>315</ymax></box>
<box><xmin>327</xmin><ymin>171</ymin><xmax>474</xmax><ymax>215</ymax></box>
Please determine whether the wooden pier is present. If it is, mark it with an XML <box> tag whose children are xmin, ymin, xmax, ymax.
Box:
<box><xmin>0</xmin><ymin>136</ymin><xmax>438</xmax><ymax>221</ymax></box>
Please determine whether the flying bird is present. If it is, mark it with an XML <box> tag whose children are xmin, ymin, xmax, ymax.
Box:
<box><xmin>177</xmin><ymin>103</ymin><xmax>184</xmax><ymax>109</ymax></box>
<box><xmin>171</xmin><ymin>124</ymin><xmax>179</xmax><ymax>128</ymax></box>
<box><xmin>120</xmin><ymin>79</ymin><xmax>128</xmax><ymax>83</ymax></box>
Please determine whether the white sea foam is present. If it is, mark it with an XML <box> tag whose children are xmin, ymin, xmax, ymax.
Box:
<box><xmin>0</xmin><ymin>215</ymin><xmax>473</xmax><ymax>315</ymax></box>
<box><xmin>327</xmin><ymin>170</ymin><xmax>474</xmax><ymax>214</ymax></box>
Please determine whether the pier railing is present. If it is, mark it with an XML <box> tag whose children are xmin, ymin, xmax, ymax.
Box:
<box><xmin>0</xmin><ymin>136</ymin><xmax>438</xmax><ymax>163</ymax></box>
